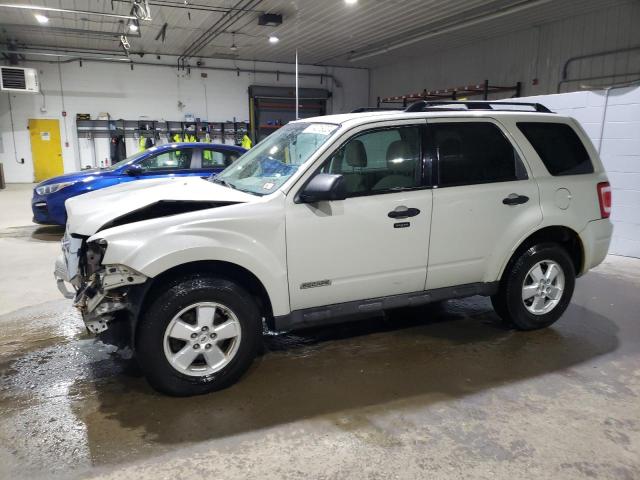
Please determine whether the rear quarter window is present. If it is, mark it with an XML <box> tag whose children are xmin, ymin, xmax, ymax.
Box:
<box><xmin>517</xmin><ymin>122</ymin><xmax>594</xmax><ymax>176</ymax></box>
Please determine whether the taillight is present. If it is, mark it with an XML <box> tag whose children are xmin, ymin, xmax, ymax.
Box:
<box><xmin>597</xmin><ymin>182</ymin><xmax>611</xmax><ymax>219</ymax></box>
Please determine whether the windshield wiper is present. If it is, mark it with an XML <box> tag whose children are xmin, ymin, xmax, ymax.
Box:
<box><xmin>213</xmin><ymin>177</ymin><xmax>237</xmax><ymax>190</ymax></box>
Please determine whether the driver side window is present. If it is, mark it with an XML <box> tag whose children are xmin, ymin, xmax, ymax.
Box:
<box><xmin>138</xmin><ymin>148</ymin><xmax>193</xmax><ymax>170</ymax></box>
<box><xmin>320</xmin><ymin>126</ymin><xmax>422</xmax><ymax>196</ymax></box>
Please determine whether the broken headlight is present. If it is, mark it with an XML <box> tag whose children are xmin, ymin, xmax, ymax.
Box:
<box><xmin>85</xmin><ymin>239</ymin><xmax>108</xmax><ymax>277</ymax></box>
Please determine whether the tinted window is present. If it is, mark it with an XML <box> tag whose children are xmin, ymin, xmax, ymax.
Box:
<box><xmin>518</xmin><ymin>122</ymin><xmax>593</xmax><ymax>176</ymax></box>
<box><xmin>431</xmin><ymin>122</ymin><xmax>525</xmax><ymax>187</ymax></box>
<box><xmin>139</xmin><ymin>148</ymin><xmax>192</xmax><ymax>170</ymax></box>
<box><xmin>321</xmin><ymin>126</ymin><xmax>422</xmax><ymax>196</ymax></box>
<box><xmin>202</xmin><ymin>149</ymin><xmax>240</xmax><ymax>168</ymax></box>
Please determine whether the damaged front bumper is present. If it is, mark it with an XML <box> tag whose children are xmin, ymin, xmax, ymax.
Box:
<box><xmin>54</xmin><ymin>253</ymin><xmax>147</xmax><ymax>334</ymax></box>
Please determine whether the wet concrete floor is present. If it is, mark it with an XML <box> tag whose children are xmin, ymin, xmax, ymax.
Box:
<box><xmin>0</xmin><ymin>255</ymin><xmax>639</xmax><ymax>479</ymax></box>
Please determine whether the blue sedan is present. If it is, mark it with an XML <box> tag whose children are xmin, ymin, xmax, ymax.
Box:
<box><xmin>32</xmin><ymin>142</ymin><xmax>246</xmax><ymax>226</ymax></box>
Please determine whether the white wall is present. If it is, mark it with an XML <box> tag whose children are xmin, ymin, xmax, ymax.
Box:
<box><xmin>370</xmin><ymin>1</ymin><xmax>640</xmax><ymax>104</ymax></box>
<box><xmin>518</xmin><ymin>86</ymin><xmax>640</xmax><ymax>258</ymax></box>
<box><xmin>0</xmin><ymin>57</ymin><xmax>368</xmax><ymax>183</ymax></box>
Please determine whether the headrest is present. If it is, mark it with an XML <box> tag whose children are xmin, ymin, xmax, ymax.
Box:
<box><xmin>344</xmin><ymin>140</ymin><xmax>367</xmax><ymax>168</ymax></box>
<box><xmin>386</xmin><ymin>140</ymin><xmax>414</xmax><ymax>172</ymax></box>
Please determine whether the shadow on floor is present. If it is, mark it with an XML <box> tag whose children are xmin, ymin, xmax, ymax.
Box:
<box><xmin>76</xmin><ymin>296</ymin><xmax>619</xmax><ymax>465</ymax></box>
<box><xmin>0</xmin><ymin>225</ymin><xmax>64</xmax><ymax>242</ymax></box>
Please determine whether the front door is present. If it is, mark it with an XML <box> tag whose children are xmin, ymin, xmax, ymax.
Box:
<box><xmin>29</xmin><ymin>119</ymin><xmax>63</xmax><ymax>182</ymax></box>
<box><xmin>426</xmin><ymin>119</ymin><xmax>543</xmax><ymax>290</ymax></box>
<box><xmin>286</xmin><ymin>124</ymin><xmax>433</xmax><ymax>311</ymax></box>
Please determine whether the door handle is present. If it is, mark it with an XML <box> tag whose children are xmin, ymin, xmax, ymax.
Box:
<box><xmin>388</xmin><ymin>206</ymin><xmax>421</xmax><ymax>219</ymax></box>
<box><xmin>502</xmin><ymin>193</ymin><xmax>529</xmax><ymax>206</ymax></box>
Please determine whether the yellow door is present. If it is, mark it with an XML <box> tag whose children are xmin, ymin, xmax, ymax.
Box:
<box><xmin>29</xmin><ymin>119</ymin><xmax>64</xmax><ymax>182</ymax></box>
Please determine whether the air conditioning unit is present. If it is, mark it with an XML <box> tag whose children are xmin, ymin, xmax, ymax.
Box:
<box><xmin>0</xmin><ymin>66</ymin><xmax>39</xmax><ymax>93</ymax></box>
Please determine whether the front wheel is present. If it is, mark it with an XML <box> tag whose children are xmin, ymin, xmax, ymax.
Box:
<box><xmin>136</xmin><ymin>275</ymin><xmax>261</xmax><ymax>396</ymax></box>
<box><xmin>491</xmin><ymin>243</ymin><xmax>575</xmax><ymax>330</ymax></box>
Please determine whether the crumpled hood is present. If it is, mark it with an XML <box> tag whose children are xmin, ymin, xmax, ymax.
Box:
<box><xmin>65</xmin><ymin>176</ymin><xmax>256</xmax><ymax>236</ymax></box>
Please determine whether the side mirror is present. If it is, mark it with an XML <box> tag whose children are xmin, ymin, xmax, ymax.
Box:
<box><xmin>299</xmin><ymin>173</ymin><xmax>347</xmax><ymax>203</ymax></box>
<box><xmin>125</xmin><ymin>164</ymin><xmax>144</xmax><ymax>176</ymax></box>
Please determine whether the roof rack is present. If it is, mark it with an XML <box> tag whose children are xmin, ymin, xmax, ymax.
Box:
<box><xmin>405</xmin><ymin>100</ymin><xmax>553</xmax><ymax>113</ymax></box>
<box><xmin>350</xmin><ymin>107</ymin><xmax>401</xmax><ymax>113</ymax></box>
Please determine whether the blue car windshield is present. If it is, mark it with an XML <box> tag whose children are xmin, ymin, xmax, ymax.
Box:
<box><xmin>107</xmin><ymin>150</ymin><xmax>147</xmax><ymax>170</ymax></box>
<box><xmin>213</xmin><ymin>122</ymin><xmax>338</xmax><ymax>195</ymax></box>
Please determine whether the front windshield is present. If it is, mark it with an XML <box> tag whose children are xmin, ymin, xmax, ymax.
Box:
<box><xmin>214</xmin><ymin>122</ymin><xmax>338</xmax><ymax>195</ymax></box>
<box><xmin>108</xmin><ymin>150</ymin><xmax>147</xmax><ymax>170</ymax></box>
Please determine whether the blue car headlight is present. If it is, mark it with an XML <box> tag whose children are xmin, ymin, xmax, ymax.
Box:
<box><xmin>36</xmin><ymin>181</ymin><xmax>76</xmax><ymax>195</ymax></box>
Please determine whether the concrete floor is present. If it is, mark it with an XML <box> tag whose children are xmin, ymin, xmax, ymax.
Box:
<box><xmin>0</xmin><ymin>183</ymin><xmax>639</xmax><ymax>480</ymax></box>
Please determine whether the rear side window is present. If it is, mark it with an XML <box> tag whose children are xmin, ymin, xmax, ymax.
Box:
<box><xmin>517</xmin><ymin>122</ymin><xmax>593</xmax><ymax>176</ymax></box>
<box><xmin>431</xmin><ymin>122</ymin><xmax>526</xmax><ymax>187</ymax></box>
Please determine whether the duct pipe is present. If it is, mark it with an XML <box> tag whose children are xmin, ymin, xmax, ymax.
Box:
<box><xmin>15</xmin><ymin>54</ymin><xmax>338</xmax><ymax>84</ymax></box>
<box><xmin>0</xmin><ymin>3</ymin><xmax>140</xmax><ymax>21</ymax></box>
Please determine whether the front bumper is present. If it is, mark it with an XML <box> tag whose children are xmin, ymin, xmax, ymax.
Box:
<box><xmin>54</xmin><ymin>234</ymin><xmax>147</xmax><ymax>334</ymax></box>
<box><xmin>32</xmin><ymin>193</ymin><xmax>67</xmax><ymax>226</ymax></box>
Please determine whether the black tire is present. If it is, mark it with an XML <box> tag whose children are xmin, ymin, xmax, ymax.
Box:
<box><xmin>491</xmin><ymin>243</ymin><xmax>575</xmax><ymax>330</ymax></box>
<box><xmin>136</xmin><ymin>274</ymin><xmax>261</xmax><ymax>396</ymax></box>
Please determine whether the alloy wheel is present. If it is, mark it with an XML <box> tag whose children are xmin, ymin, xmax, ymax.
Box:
<box><xmin>521</xmin><ymin>260</ymin><xmax>565</xmax><ymax>315</ymax></box>
<box><xmin>163</xmin><ymin>302</ymin><xmax>242</xmax><ymax>376</ymax></box>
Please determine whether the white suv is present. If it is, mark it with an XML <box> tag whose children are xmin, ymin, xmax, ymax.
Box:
<box><xmin>56</xmin><ymin>101</ymin><xmax>613</xmax><ymax>396</ymax></box>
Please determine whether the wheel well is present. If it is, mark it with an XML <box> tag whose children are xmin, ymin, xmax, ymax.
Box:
<box><xmin>503</xmin><ymin>226</ymin><xmax>584</xmax><ymax>279</ymax></box>
<box><xmin>142</xmin><ymin>260</ymin><xmax>274</xmax><ymax>326</ymax></box>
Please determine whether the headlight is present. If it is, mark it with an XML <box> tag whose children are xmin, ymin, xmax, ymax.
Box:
<box><xmin>85</xmin><ymin>239</ymin><xmax>108</xmax><ymax>276</ymax></box>
<box><xmin>36</xmin><ymin>181</ymin><xmax>76</xmax><ymax>195</ymax></box>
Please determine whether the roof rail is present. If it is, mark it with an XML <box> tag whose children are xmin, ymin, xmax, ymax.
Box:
<box><xmin>405</xmin><ymin>100</ymin><xmax>553</xmax><ymax>113</ymax></box>
<box><xmin>350</xmin><ymin>107</ymin><xmax>400</xmax><ymax>113</ymax></box>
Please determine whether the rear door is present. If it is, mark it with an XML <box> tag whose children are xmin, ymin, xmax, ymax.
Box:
<box><xmin>426</xmin><ymin>118</ymin><xmax>543</xmax><ymax>289</ymax></box>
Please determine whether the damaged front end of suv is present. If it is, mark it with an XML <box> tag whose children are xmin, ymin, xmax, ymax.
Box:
<box><xmin>55</xmin><ymin>231</ymin><xmax>147</xmax><ymax>341</ymax></box>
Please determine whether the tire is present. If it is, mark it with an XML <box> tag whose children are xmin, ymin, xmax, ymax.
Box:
<box><xmin>491</xmin><ymin>243</ymin><xmax>575</xmax><ymax>330</ymax></box>
<box><xmin>136</xmin><ymin>274</ymin><xmax>261</xmax><ymax>396</ymax></box>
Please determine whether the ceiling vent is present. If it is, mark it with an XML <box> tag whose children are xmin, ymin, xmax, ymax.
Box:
<box><xmin>0</xmin><ymin>67</ymin><xmax>39</xmax><ymax>93</ymax></box>
<box><xmin>258</xmin><ymin>13</ymin><xmax>282</xmax><ymax>26</ymax></box>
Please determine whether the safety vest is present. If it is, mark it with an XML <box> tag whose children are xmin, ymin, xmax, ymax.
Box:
<box><xmin>241</xmin><ymin>134</ymin><xmax>252</xmax><ymax>149</ymax></box>
<box><xmin>173</xmin><ymin>133</ymin><xmax>196</xmax><ymax>143</ymax></box>
<box><xmin>138</xmin><ymin>137</ymin><xmax>147</xmax><ymax>152</ymax></box>
<box><xmin>202</xmin><ymin>135</ymin><xmax>212</xmax><ymax>162</ymax></box>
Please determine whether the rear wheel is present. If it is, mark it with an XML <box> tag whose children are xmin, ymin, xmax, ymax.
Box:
<box><xmin>136</xmin><ymin>275</ymin><xmax>261</xmax><ymax>396</ymax></box>
<box><xmin>491</xmin><ymin>243</ymin><xmax>575</xmax><ymax>330</ymax></box>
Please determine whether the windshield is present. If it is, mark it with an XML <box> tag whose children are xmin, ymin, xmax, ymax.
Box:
<box><xmin>213</xmin><ymin>122</ymin><xmax>338</xmax><ymax>195</ymax></box>
<box><xmin>107</xmin><ymin>150</ymin><xmax>148</xmax><ymax>170</ymax></box>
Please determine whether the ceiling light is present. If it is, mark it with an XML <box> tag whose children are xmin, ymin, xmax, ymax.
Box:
<box><xmin>345</xmin><ymin>0</ymin><xmax>358</xmax><ymax>4</ymax></box>
<box><xmin>129</xmin><ymin>21</ymin><xmax>139</xmax><ymax>32</ymax></box>
<box><xmin>34</xmin><ymin>13</ymin><xmax>49</xmax><ymax>24</ymax></box>
<box><xmin>268</xmin><ymin>35</ymin><xmax>279</xmax><ymax>44</ymax></box>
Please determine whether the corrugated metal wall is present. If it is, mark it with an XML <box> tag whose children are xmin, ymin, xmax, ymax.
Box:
<box><xmin>370</xmin><ymin>1</ymin><xmax>640</xmax><ymax>102</ymax></box>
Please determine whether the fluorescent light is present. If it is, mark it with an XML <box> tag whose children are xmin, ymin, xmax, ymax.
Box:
<box><xmin>268</xmin><ymin>35</ymin><xmax>279</xmax><ymax>44</ymax></box>
<box><xmin>129</xmin><ymin>22</ymin><xmax>138</xmax><ymax>32</ymax></box>
<box><xmin>345</xmin><ymin>0</ymin><xmax>358</xmax><ymax>4</ymax></box>
<box><xmin>34</xmin><ymin>14</ymin><xmax>49</xmax><ymax>24</ymax></box>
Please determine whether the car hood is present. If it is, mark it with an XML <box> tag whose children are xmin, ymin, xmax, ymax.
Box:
<box><xmin>65</xmin><ymin>176</ymin><xmax>256</xmax><ymax>236</ymax></box>
<box><xmin>35</xmin><ymin>168</ymin><xmax>112</xmax><ymax>187</ymax></box>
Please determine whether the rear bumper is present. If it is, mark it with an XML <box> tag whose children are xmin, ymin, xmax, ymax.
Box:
<box><xmin>579</xmin><ymin>218</ymin><xmax>613</xmax><ymax>273</ymax></box>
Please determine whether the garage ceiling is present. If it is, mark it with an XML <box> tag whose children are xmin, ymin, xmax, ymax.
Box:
<box><xmin>0</xmin><ymin>0</ymin><xmax>631</xmax><ymax>68</ymax></box>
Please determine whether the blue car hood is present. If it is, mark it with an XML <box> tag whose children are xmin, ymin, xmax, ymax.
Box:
<box><xmin>36</xmin><ymin>168</ymin><xmax>113</xmax><ymax>187</ymax></box>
